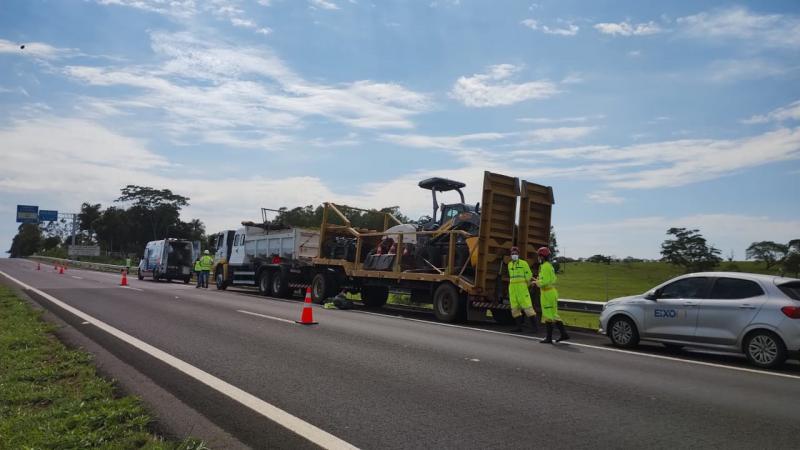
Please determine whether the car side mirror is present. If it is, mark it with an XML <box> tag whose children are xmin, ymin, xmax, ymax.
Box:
<box><xmin>645</xmin><ymin>288</ymin><xmax>661</xmax><ymax>300</ymax></box>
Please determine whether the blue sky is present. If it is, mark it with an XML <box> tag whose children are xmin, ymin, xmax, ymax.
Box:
<box><xmin>1</xmin><ymin>0</ymin><xmax>799</xmax><ymax>258</ymax></box>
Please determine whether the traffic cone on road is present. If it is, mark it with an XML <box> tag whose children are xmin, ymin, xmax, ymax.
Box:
<box><xmin>58</xmin><ymin>265</ymin><xmax>64</xmax><ymax>275</ymax></box>
<box><xmin>120</xmin><ymin>269</ymin><xmax>128</xmax><ymax>287</ymax></box>
<box><xmin>296</xmin><ymin>287</ymin><xmax>318</xmax><ymax>325</ymax></box>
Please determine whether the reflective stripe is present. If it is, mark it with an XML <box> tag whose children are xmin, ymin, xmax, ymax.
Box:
<box><xmin>541</xmin><ymin>286</ymin><xmax>555</xmax><ymax>291</ymax></box>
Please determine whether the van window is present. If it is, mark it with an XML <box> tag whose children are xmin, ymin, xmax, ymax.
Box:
<box><xmin>710</xmin><ymin>278</ymin><xmax>764</xmax><ymax>299</ymax></box>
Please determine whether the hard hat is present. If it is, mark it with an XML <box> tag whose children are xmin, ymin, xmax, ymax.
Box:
<box><xmin>510</xmin><ymin>246</ymin><xmax>520</xmax><ymax>254</ymax></box>
<box><xmin>537</xmin><ymin>247</ymin><xmax>551</xmax><ymax>258</ymax></box>
<box><xmin>203</xmin><ymin>250</ymin><xmax>210</xmax><ymax>255</ymax></box>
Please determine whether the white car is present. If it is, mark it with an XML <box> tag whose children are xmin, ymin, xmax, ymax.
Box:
<box><xmin>599</xmin><ymin>272</ymin><xmax>800</xmax><ymax>369</ymax></box>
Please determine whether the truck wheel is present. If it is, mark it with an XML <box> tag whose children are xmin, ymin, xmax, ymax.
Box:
<box><xmin>152</xmin><ymin>269</ymin><xmax>159</xmax><ymax>282</ymax></box>
<box><xmin>311</xmin><ymin>273</ymin><xmax>337</xmax><ymax>304</ymax></box>
<box><xmin>361</xmin><ymin>286</ymin><xmax>388</xmax><ymax>308</ymax></box>
<box><xmin>271</xmin><ymin>270</ymin><xmax>289</xmax><ymax>298</ymax></box>
<box><xmin>491</xmin><ymin>308</ymin><xmax>515</xmax><ymax>325</ymax></box>
<box><xmin>215</xmin><ymin>268</ymin><xmax>227</xmax><ymax>290</ymax></box>
<box><xmin>257</xmin><ymin>270</ymin><xmax>272</xmax><ymax>296</ymax></box>
<box><xmin>183</xmin><ymin>277</ymin><xmax>190</xmax><ymax>284</ymax></box>
<box><xmin>137</xmin><ymin>271</ymin><xmax>144</xmax><ymax>281</ymax></box>
<box><xmin>433</xmin><ymin>283</ymin><xmax>466</xmax><ymax>323</ymax></box>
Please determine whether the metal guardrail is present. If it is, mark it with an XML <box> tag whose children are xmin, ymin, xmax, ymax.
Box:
<box><xmin>558</xmin><ymin>298</ymin><xmax>604</xmax><ymax>314</ymax></box>
<box><xmin>29</xmin><ymin>256</ymin><xmax>137</xmax><ymax>275</ymax></box>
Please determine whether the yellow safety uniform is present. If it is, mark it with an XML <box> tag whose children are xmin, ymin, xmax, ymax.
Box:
<box><xmin>538</xmin><ymin>260</ymin><xmax>561</xmax><ymax>323</ymax></box>
<box><xmin>507</xmin><ymin>259</ymin><xmax>536</xmax><ymax>318</ymax></box>
<box><xmin>200</xmin><ymin>255</ymin><xmax>213</xmax><ymax>271</ymax></box>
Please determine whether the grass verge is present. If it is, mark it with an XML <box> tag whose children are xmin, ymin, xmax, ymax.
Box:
<box><xmin>0</xmin><ymin>285</ymin><xmax>205</xmax><ymax>449</ymax></box>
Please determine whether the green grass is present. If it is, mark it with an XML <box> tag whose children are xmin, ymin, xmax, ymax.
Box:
<box><xmin>0</xmin><ymin>285</ymin><xmax>205</xmax><ymax>449</ymax></box>
<box><xmin>556</xmin><ymin>261</ymin><xmax>784</xmax><ymax>301</ymax></box>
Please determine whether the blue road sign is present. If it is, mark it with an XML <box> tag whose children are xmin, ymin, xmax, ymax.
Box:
<box><xmin>39</xmin><ymin>210</ymin><xmax>58</xmax><ymax>222</ymax></box>
<box><xmin>16</xmin><ymin>205</ymin><xmax>39</xmax><ymax>223</ymax></box>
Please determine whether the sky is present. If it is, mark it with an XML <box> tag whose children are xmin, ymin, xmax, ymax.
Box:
<box><xmin>1</xmin><ymin>0</ymin><xmax>799</xmax><ymax>259</ymax></box>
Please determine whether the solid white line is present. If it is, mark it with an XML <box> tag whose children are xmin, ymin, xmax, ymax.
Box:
<box><xmin>0</xmin><ymin>269</ymin><xmax>357</xmax><ymax>450</ymax></box>
<box><xmin>237</xmin><ymin>310</ymin><xmax>297</xmax><ymax>325</ymax></box>
<box><xmin>353</xmin><ymin>310</ymin><xmax>800</xmax><ymax>380</ymax></box>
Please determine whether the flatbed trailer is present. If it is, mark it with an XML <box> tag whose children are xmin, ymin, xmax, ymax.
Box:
<box><xmin>309</xmin><ymin>171</ymin><xmax>554</xmax><ymax>323</ymax></box>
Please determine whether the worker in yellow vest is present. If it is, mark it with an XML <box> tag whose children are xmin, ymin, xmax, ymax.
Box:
<box><xmin>199</xmin><ymin>250</ymin><xmax>213</xmax><ymax>288</ymax></box>
<box><xmin>194</xmin><ymin>257</ymin><xmax>203</xmax><ymax>288</ymax></box>
<box><xmin>507</xmin><ymin>246</ymin><xmax>538</xmax><ymax>333</ymax></box>
<box><xmin>535</xmin><ymin>246</ymin><xmax>569</xmax><ymax>343</ymax></box>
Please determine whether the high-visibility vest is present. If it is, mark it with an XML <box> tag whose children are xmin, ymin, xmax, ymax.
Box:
<box><xmin>508</xmin><ymin>259</ymin><xmax>532</xmax><ymax>285</ymax></box>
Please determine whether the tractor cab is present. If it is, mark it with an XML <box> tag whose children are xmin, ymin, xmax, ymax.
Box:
<box><xmin>417</xmin><ymin>177</ymin><xmax>480</xmax><ymax>235</ymax></box>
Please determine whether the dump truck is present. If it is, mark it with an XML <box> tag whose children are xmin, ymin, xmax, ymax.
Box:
<box><xmin>210</xmin><ymin>208</ymin><xmax>320</xmax><ymax>295</ymax></box>
<box><xmin>309</xmin><ymin>171</ymin><xmax>554</xmax><ymax>323</ymax></box>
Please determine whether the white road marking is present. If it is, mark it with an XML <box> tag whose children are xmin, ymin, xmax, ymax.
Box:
<box><xmin>71</xmin><ymin>276</ymin><xmax>84</xmax><ymax>280</ymax></box>
<box><xmin>353</xmin><ymin>310</ymin><xmax>800</xmax><ymax>380</ymax></box>
<box><xmin>0</xmin><ymin>270</ymin><xmax>357</xmax><ymax>450</ymax></box>
<box><xmin>237</xmin><ymin>310</ymin><xmax>297</xmax><ymax>325</ymax></box>
<box><xmin>121</xmin><ymin>286</ymin><xmax>144</xmax><ymax>292</ymax></box>
<box><xmin>81</xmin><ymin>321</ymin><xmax>90</xmax><ymax>325</ymax></box>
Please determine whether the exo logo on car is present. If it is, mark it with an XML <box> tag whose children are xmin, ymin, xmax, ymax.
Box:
<box><xmin>654</xmin><ymin>309</ymin><xmax>677</xmax><ymax>318</ymax></box>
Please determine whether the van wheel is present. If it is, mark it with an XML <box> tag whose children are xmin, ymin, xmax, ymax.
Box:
<box><xmin>361</xmin><ymin>286</ymin><xmax>388</xmax><ymax>308</ymax></box>
<box><xmin>137</xmin><ymin>271</ymin><xmax>144</xmax><ymax>281</ymax></box>
<box><xmin>257</xmin><ymin>271</ymin><xmax>271</xmax><ymax>296</ymax></box>
<box><xmin>433</xmin><ymin>283</ymin><xmax>466</xmax><ymax>323</ymax></box>
<box><xmin>152</xmin><ymin>269</ymin><xmax>159</xmax><ymax>282</ymax></box>
<box><xmin>744</xmin><ymin>330</ymin><xmax>787</xmax><ymax>369</ymax></box>
<box><xmin>608</xmin><ymin>316</ymin><xmax>639</xmax><ymax>348</ymax></box>
<box><xmin>312</xmin><ymin>273</ymin><xmax>338</xmax><ymax>304</ymax></box>
<box><xmin>271</xmin><ymin>270</ymin><xmax>289</xmax><ymax>298</ymax></box>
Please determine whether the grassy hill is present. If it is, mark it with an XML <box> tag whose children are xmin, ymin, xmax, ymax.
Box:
<box><xmin>557</xmin><ymin>261</ymin><xmax>784</xmax><ymax>301</ymax></box>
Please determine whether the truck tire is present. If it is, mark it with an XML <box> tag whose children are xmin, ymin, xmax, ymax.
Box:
<box><xmin>491</xmin><ymin>308</ymin><xmax>515</xmax><ymax>325</ymax></box>
<box><xmin>312</xmin><ymin>273</ymin><xmax>337</xmax><ymax>304</ymax></box>
<box><xmin>361</xmin><ymin>286</ymin><xmax>388</xmax><ymax>308</ymax></box>
<box><xmin>215</xmin><ymin>268</ymin><xmax>227</xmax><ymax>290</ymax></box>
<box><xmin>271</xmin><ymin>270</ymin><xmax>289</xmax><ymax>298</ymax></box>
<box><xmin>137</xmin><ymin>271</ymin><xmax>144</xmax><ymax>281</ymax></box>
<box><xmin>257</xmin><ymin>270</ymin><xmax>272</xmax><ymax>296</ymax></box>
<box><xmin>433</xmin><ymin>283</ymin><xmax>466</xmax><ymax>323</ymax></box>
<box><xmin>183</xmin><ymin>276</ymin><xmax>190</xmax><ymax>284</ymax></box>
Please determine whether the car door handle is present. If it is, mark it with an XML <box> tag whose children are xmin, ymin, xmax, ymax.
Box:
<box><xmin>738</xmin><ymin>304</ymin><xmax>756</xmax><ymax>309</ymax></box>
<box><xmin>682</xmin><ymin>302</ymin><xmax>697</xmax><ymax>306</ymax></box>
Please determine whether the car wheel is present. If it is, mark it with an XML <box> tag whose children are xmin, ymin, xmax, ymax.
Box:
<box><xmin>744</xmin><ymin>330</ymin><xmax>787</xmax><ymax>369</ymax></box>
<box><xmin>608</xmin><ymin>316</ymin><xmax>639</xmax><ymax>348</ymax></box>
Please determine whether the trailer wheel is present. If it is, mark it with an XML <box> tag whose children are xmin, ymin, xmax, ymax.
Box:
<box><xmin>361</xmin><ymin>286</ymin><xmax>388</xmax><ymax>308</ymax></box>
<box><xmin>433</xmin><ymin>283</ymin><xmax>466</xmax><ymax>323</ymax></box>
<box><xmin>271</xmin><ymin>270</ymin><xmax>289</xmax><ymax>298</ymax></box>
<box><xmin>257</xmin><ymin>270</ymin><xmax>272</xmax><ymax>296</ymax></box>
<box><xmin>215</xmin><ymin>268</ymin><xmax>227</xmax><ymax>290</ymax></box>
<box><xmin>490</xmin><ymin>308</ymin><xmax>515</xmax><ymax>325</ymax></box>
<box><xmin>312</xmin><ymin>273</ymin><xmax>337</xmax><ymax>304</ymax></box>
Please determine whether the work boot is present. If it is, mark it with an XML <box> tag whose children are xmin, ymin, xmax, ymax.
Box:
<box><xmin>540</xmin><ymin>323</ymin><xmax>553</xmax><ymax>344</ymax></box>
<box><xmin>527</xmin><ymin>315</ymin><xmax>539</xmax><ymax>334</ymax></box>
<box><xmin>556</xmin><ymin>322</ymin><xmax>571</xmax><ymax>342</ymax></box>
<box><xmin>511</xmin><ymin>315</ymin><xmax>525</xmax><ymax>332</ymax></box>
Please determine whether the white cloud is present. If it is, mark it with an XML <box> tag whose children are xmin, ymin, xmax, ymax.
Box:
<box><xmin>628</xmin><ymin>50</ymin><xmax>642</xmax><ymax>57</ymax></box>
<box><xmin>594</xmin><ymin>21</ymin><xmax>662</xmax><ymax>36</ymax></box>
<box><xmin>523</xmin><ymin>127</ymin><xmax>800</xmax><ymax>189</ymax></box>
<box><xmin>62</xmin><ymin>31</ymin><xmax>430</xmax><ymax>148</ymax></box>
<box><xmin>521</xmin><ymin>18</ymin><xmax>579</xmax><ymax>36</ymax></box>
<box><xmin>560</xmin><ymin>214</ymin><xmax>800</xmax><ymax>259</ymax></box>
<box><xmin>381</xmin><ymin>132</ymin><xmax>507</xmax><ymax>151</ymax></box>
<box><xmin>309</xmin><ymin>0</ymin><xmax>339</xmax><ymax>10</ymax></box>
<box><xmin>742</xmin><ymin>100</ymin><xmax>800</xmax><ymax>124</ymax></box>
<box><xmin>524</xmin><ymin>126</ymin><xmax>597</xmax><ymax>143</ymax></box>
<box><xmin>230</xmin><ymin>17</ymin><xmax>256</xmax><ymax>28</ymax></box>
<box><xmin>587</xmin><ymin>190</ymin><xmax>624</xmax><ymax>204</ymax></box>
<box><xmin>96</xmin><ymin>0</ymin><xmax>198</xmax><ymax>18</ymax></box>
<box><xmin>0</xmin><ymin>39</ymin><xmax>78</xmax><ymax>59</ymax></box>
<box><xmin>677</xmin><ymin>6</ymin><xmax>800</xmax><ymax>49</ymax></box>
<box><xmin>256</xmin><ymin>27</ymin><xmax>273</xmax><ymax>35</ymax></box>
<box><xmin>706</xmin><ymin>58</ymin><xmax>792</xmax><ymax>82</ymax></box>
<box><xmin>517</xmin><ymin>115</ymin><xmax>603</xmax><ymax>124</ymax></box>
<box><xmin>450</xmin><ymin>64</ymin><xmax>559</xmax><ymax>108</ymax></box>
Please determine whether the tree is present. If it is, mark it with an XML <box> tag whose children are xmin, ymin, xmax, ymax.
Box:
<box><xmin>587</xmin><ymin>254</ymin><xmax>612</xmax><ymax>264</ymax></box>
<box><xmin>7</xmin><ymin>224</ymin><xmax>43</xmax><ymax>257</ymax></box>
<box><xmin>660</xmin><ymin>227</ymin><xmax>721</xmax><ymax>273</ymax></box>
<box><xmin>79</xmin><ymin>202</ymin><xmax>103</xmax><ymax>243</ymax></box>
<box><xmin>549</xmin><ymin>225</ymin><xmax>559</xmax><ymax>257</ymax></box>
<box><xmin>746</xmin><ymin>241</ymin><xmax>788</xmax><ymax>269</ymax></box>
<box><xmin>116</xmin><ymin>185</ymin><xmax>189</xmax><ymax>240</ymax></box>
<box><xmin>781</xmin><ymin>239</ymin><xmax>800</xmax><ymax>277</ymax></box>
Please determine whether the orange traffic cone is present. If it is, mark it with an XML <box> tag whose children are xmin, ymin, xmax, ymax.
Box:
<box><xmin>296</xmin><ymin>287</ymin><xmax>318</xmax><ymax>325</ymax></box>
<box><xmin>120</xmin><ymin>269</ymin><xmax>128</xmax><ymax>287</ymax></box>
<box><xmin>58</xmin><ymin>265</ymin><xmax>64</xmax><ymax>275</ymax></box>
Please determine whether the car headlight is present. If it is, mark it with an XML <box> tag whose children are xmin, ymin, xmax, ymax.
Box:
<box><xmin>602</xmin><ymin>303</ymin><xmax>608</xmax><ymax>311</ymax></box>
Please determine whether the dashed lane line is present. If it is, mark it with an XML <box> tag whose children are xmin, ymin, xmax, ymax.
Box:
<box><xmin>0</xmin><ymin>269</ymin><xmax>358</xmax><ymax>450</ymax></box>
<box><xmin>237</xmin><ymin>310</ymin><xmax>297</xmax><ymax>325</ymax></box>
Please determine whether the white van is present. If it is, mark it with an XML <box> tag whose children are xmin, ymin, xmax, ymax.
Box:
<box><xmin>137</xmin><ymin>238</ymin><xmax>200</xmax><ymax>283</ymax></box>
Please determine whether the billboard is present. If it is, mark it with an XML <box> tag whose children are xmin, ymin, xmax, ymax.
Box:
<box><xmin>16</xmin><ymin>205</ymin><xmax>39</xmax><ymax>224</ymax></box>
<box><xmin>39</xmin><ymin>210</ymin><xmax>58</xmax><ymax>222</ymax></box>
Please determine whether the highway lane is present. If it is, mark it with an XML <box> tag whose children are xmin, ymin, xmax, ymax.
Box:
<box><xmin>2</xmin><ymin>258</ymin><xmax>799</xmax><ymax>449</ymax></box>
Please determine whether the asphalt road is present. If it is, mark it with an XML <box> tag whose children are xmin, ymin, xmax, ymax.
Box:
<box><xmin>2</xmin><ymin>258</ymin><xmax>799</xmax><ymax>449</ymax></box>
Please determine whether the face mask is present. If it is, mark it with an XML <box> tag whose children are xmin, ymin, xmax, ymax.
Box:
<box><xmin>511</xmin><ymin>254</ymin><xmax>519</xmax><ymax>261</ymax></box>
